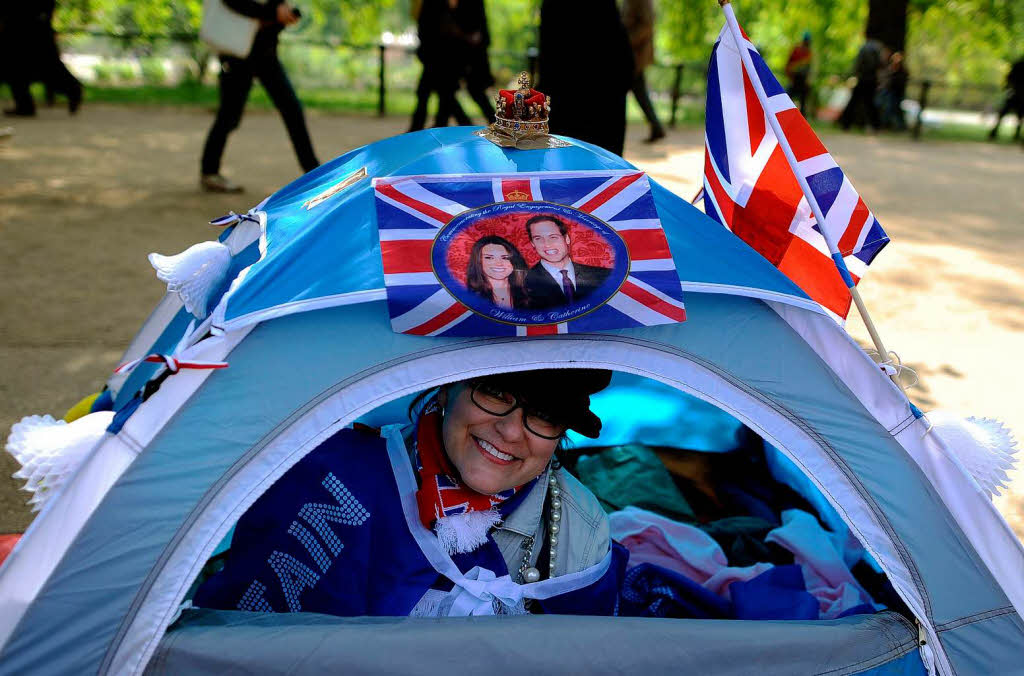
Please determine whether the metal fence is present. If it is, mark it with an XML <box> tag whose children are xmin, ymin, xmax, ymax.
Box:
<box><xmin>56</xmin><ymin>28</ymin><xmax>707</xmax><ymax>126</ymax></box>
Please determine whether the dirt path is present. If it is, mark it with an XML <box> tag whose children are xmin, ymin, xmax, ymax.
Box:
<box><xmin>1</xmin><ymin>104</ymin><xmax>1022</xmax><ymax>538</ymax></box>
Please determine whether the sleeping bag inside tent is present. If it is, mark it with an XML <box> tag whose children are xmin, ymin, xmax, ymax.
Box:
<box><xmin>0</xmin><ymin>127</ymin><xmax>1022</xmax><ymax>676</ymax></box>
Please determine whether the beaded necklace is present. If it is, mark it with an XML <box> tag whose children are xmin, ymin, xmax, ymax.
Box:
<box><xmin>518</xmin><ymin>461</ymin><xmax>562</xmax><ymax>583</ymax></box>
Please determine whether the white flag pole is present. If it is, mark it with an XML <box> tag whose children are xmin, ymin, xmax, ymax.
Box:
<box><xmin>717</xmin><ymin>0</ymin><xmax>904</xmax><ymax>391</ymax></box>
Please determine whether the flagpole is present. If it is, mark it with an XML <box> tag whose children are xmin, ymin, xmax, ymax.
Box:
<box><xmin>717</xmin><ymin>0</ymin><xmax>903</xmax><ymax>392</ymax></box>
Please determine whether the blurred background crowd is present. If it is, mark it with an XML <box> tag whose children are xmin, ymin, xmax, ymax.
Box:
<box><xmin>1</xmin><ymin>0</ymin><xmax>1021</xmax><ymax>188</ymax></box>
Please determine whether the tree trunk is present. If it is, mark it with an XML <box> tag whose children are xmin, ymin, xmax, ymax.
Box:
<box><xmin>866</xmin><ymin>0</ymin><xmax>907</xmax><ymax>52</ymax></box>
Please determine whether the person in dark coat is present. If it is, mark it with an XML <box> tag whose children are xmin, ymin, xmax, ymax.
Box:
<box><xmin>1</xmin><ymin>0</ymin><xmax>82</xmax><ymax>117</ymax></box>
<box><xmin>879</xmin><ymin>51</ymin><xmax>908</xmax><ymax>130</ymax></box>
<box><xmin>538</xmin><ymin>0</ymin><xmax>634</xmax><ymax>156</ymax></box>
<box><xmin>838</xmin><ymin>38</ymin><xmax>885</xmax><ymax>132</ymax></box>
<box><xmin>621</xmin><ymin>0</ymin><xmax>665</xmax><ymax>143</ymax></box>
<box><xmin>454</xmin><ymin>0</ymin><xmax>495</xmax><ymax>125</ymax></box>
<box><xmin>988</xmin><ymin>58</ymin><xmax>1024</xmax><ymax>142</ymax></box>
<box><xmin>408</xmin><ymin>0</ymin><xmax>472</xmax><ymax>131</ymax></box>
<box><xmin>523</xmin><ymin>214</ymin><xmax>611</xmax><ymax>310</ymax></box>
<box><xmin>785</xmin><ymin>32</ymin><xmax>813</xmax><ymax>116</ymax></box>
<box><xmin>199</xmin><ymin>0</ymin><xmax>319</xmax><ymax>193</ymax></box>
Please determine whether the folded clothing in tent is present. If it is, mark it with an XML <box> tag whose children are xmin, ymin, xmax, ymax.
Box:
<box><xmin>575</xmin><ymin>444</ymin><xmax>891</xmax><ymax>620</ymax></box>
<box><xmin>612</xmin><ymin>507</ymin><xmax>878</xmax><ymax>620</ymax></box>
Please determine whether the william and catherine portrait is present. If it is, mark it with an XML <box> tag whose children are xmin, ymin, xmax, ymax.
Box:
<box><xmin>462</xmin><ymin>214</ymin><xmax>613</xmax><ymax>312</ymax></box>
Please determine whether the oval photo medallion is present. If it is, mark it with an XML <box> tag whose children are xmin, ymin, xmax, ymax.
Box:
<box><xmin>432</xmin><ymin>201</ymin><xmax>630</xmax><ymax>326</ymax></box>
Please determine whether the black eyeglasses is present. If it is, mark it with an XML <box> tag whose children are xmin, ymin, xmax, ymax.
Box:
<box><xmin>469</xmin><ymin>381</ymin><xmax>567</xmax><ymax>440</ymax></box>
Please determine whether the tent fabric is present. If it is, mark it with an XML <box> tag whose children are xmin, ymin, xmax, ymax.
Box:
<box><xmin>143</xmin><ymin>609</ymin><xmax>924</xmax><ymax>676</ymax></box>
<box><xmin>938</xmin><ymin>609</ymin><xmax>1024</xmax><ymax>675</ymax></box>
<box><xmin>111</xmin><ymin>220</ymin><xmax>264</xmax><ymax>408</ymax></box>
<box><xmin>209</xmin><ymin>128</ymin><xmax>821</xmax><ymax>333</ymax></box>
<box><xmin>3</xmin><ymin>294</ymin><xmax>1020</xmax><ymax>674</ymax></box>
<box><xmin>769</xmin><ymin>302</ymin><xmax>1024</xmax><ymax>620</ymax></box>
<box><xmin>2</xmin><ymin>127</ymin><xmax>1022</xmax><ymax>676</ymax></box>
<box><xmin>0</xmin><ymin>328</ymin><xmax>253</xmax><ymax>649</ymax></box>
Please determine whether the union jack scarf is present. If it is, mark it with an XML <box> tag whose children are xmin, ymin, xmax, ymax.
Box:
<box><xmin>414</xmin><ymin>403</ymin><xmax>525</xmax><ymax>554</ymax></box>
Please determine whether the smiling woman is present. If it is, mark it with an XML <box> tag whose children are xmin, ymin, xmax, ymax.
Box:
<box><xmin>191</xmin><ymin>369</ymin><xmax>620</xmax><ymax>617</ymax></box>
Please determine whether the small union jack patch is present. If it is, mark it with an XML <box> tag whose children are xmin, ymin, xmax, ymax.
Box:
<box><xmin>373</xmin><ymin>170</ymin><xmax>685</xmax><ymax>337</ymax></box>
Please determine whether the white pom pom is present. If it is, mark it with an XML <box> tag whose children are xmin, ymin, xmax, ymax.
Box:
<box><xmin>928</xmin><ymin>410</ymin><xmax>1019</xmax><ymax>498</ymax></box>
<box><xmin>5</xmin><ymin>412</ymin><xmax>115</xmax><ymax>511</ymax></box>
<box><xmin>148</xmin><ymin>241</ymin><xmax>232</xmax><ymax>319</ymax></box>
<box><xmin>434</xmin><ymin>510</ymin><xmax>503</xmax><ymax>555</ymax></box>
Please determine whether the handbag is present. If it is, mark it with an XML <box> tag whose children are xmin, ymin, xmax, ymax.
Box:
<box><xmin>199</xmin><ymin>0</ymin><xmax>265</xmax><ymax>59</ymax></box>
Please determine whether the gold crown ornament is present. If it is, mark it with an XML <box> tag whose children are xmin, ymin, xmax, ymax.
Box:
<box><xmin>475</xmin><ymin>72</ymin><xmax>571</xmax><ymax>150</ymax></box>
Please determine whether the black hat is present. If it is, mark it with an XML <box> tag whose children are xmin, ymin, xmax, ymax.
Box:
<box><xmin>483</xmin><ymin>368</ymin><xmax>612</xmax><ymax>438</ymax></box>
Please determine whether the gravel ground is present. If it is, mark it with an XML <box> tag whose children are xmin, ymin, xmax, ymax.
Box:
<box><xmin>1</xmin><ymin>103</ymin><xmax>1021</xmax><ymax>539</ymax></box>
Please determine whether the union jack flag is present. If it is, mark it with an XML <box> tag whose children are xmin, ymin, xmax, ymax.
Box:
<box><xmin>373</xmin><ymin>171</ymin><xmax>686</xmax><ymax>337</ymax></box>
<box><xmin>702</xmin><ymin>24</ymin><xmax>890</xmax><ymax>318</ymax></box>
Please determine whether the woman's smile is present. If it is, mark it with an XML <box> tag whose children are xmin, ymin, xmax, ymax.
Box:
<box><xmin>473</xmin><ymin>435</ymin><xmax>518</xmax><ymax>464</ymax></box>
<box><xmin>441</xmin><ymin>383</ymin><xmax>559</xmax><ymax>494</ymax></box>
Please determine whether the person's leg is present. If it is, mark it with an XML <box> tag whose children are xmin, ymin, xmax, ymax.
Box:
<box><xmin>793</xmin><ymin>75</ymin><xmax>809</xmax><ymax>116</ymax></box>
<box><xmin>40</xmin><ymin>28</ymin><xmax>82</xmax><ymax>113</ymax></box>
<box><xmin>434</xmin><ymin>84</ymin><xmax>470</xmax><ymax>127</ymax></box>
<box><xmin>5</xmin><ymin>73</ymin><xmax>36</xmax><ymax>116</ymax></box>
<box><xmin>408</xmin><ymin>66</ymin><xmax>433</xmax><ymax>132</ymax></box>
<box><xmin>449</xmin><ymin>85</ymin><xmax>473</xmax><ymax>126</ymax></box>
<box><xmin>631</xmin><ymin>70</ymin><xmax>665</xmax><ymax>141</ymax></box>
<box><xmin>841</xmin><ymin>81</ymin><xmax>870</xmax><ymax>130</ymax></box>
<box><xmin>256</xmin><ymin>53</ymin><xmax>319</xmax><ymax>173</ymax></box>
<box><xmin>2</xmin><ymin>27</ymin><xmax>36</xmax><ymax>115</ymax></box>
<box><xmin>466</xmin><ymin>82</ymin><xmax>495</xmax><ymax>125</ymax></box>
<box><xmin>866</xmin><ymin>81</ymin><xmax>882</xmax><ymax>130</ymax></box>
<box><xmin>201</xmin><ymin>56</ymin><xmax>253</xmax><ymax>177</ymax></box>
<box><xmin>988</xmin><ymin>101</ymin><xmax>1008</xmax><ymax>139</ymax></box>
<box><xmin>838</xmin><ymin>83</ymin><xmax>858</xmax><ymax>130</ymax></box>
<box><xmin>47</xmin><ymin>58</ymin><xmax>82</xmax><ymax>113</ymax></box>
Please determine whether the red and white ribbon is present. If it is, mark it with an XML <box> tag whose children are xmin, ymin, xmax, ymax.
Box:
<box><xmin>114</xmin><ymin>353</ymin><xmax>229</xmax><ymax>376</ymax></box>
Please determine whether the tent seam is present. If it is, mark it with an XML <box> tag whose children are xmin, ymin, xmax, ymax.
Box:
<box><xmin>887</xmin><ymin>413</ymin><xmax>917</xmax><ymax>436</ymax></box>
<box><xmin>934</xmin><ymin>605</ymin><xmax>1016</xmax><ymax>633</ymax></box>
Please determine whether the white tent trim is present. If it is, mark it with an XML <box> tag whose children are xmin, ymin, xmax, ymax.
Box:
<box><xmin>96</xmin><ymin>334</ymin><xmax>945</xmax><ymax>675</ymax></box>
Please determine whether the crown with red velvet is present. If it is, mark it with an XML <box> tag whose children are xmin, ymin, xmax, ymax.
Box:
<box><xmin>492</xmin><ymin>71</ymin><xmax>550</xmax><ymax>140</ymax></box>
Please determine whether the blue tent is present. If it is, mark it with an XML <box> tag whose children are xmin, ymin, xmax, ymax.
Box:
<box><xmin>1</xmin><ymin>129</ymin><xmax>1021</xmax><ymax>675</ymax></box>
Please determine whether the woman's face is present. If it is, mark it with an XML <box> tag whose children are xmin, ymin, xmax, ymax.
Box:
<box><xmin>440</xmin><ymin>383</ymin><xmax>558</xmax><ymax>495</ymax></box>
<box><xmin>480</xmin><ymin>244</ymin><xmax>514</xmax><ymax>283</ymax></box>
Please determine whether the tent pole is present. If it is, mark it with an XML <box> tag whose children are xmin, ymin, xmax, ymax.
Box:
<box><xmin>716</xmin><ymin>0</ymin><xmax>905</xmax><ymax>393</ymax></box>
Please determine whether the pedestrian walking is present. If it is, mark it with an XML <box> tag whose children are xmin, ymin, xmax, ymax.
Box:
<box><xmin>455</xmin><ymin>0</ymin><xmax>495</xmax><ymax>126</ymax></box>
<box><xmin>621</xmin><ymin>0</ymin><xmax>665</xmax><ymax>143</ymax></box>
<box><xmin>839</xmin><ymin>37</ymin><xmax>885</xmax><ymax>132</ymax></box>
<box><xmin>538</xmin><ymin>0</ymin><xmax>634</xmax><ymax>156</ymax></box>
<box><xmin>1</xmin><ymin>0</ymin><xmax>82</xmax><ymax>118</ymax></box>
<box><xmin>200</xmin><ymin>0</ymin><xmax>319</xmax><ymax>193</ymax></box>
<box><xmin>785</xmin><ymin>32</ymin><xmax>812</xmax><ymax>116</ymax></box>
<box><xmin>879</xmin><ymin>52</ymin><xmax>908</xmax><ymax>131</ymax></box>
<box><xmin>408</xmin><ymin>0</ymin><xmax>472</xmax><ymax>131</ymax></box>
<box><xmin>988</xmin><ymin>57</ymin><xmax>1023</xmax><ymax>142</ymax></box>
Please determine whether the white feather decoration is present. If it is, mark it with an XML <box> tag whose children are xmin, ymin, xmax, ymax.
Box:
<box><xmin>148</xmin><ymin>241</ymin><xmax>232</xmax><ymax>319</ymax></box>
<box><xmin>928</xmin><ymin>410</ymin><xmax>1019</xmax><ymax>497</ymax></box>
<box><xmin>5</xmin><ymin>412</ymin><xmax>115</xmax><ymax>511</ymax></box>
<box><xmin>434</xmin><ymin>510</ymin><xmax>503</xmax><ymax>555</ymax></box>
